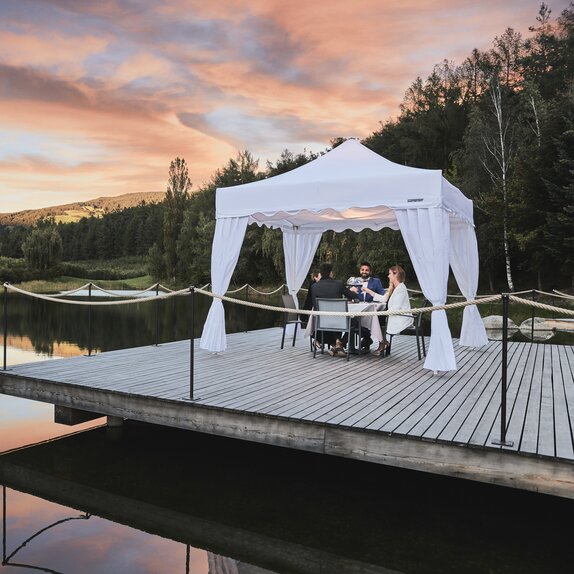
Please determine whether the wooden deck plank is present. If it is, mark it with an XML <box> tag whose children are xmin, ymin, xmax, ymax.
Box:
<box><xmin>370</xmin><ymin>344</ymin><xmax>477</xmax><ymax>433</ymax></box>
<box><xmin>502</xmin><ymin>343</ymin><xmax>539</xmax><ymax>452</ymax></box>
<box><xmin>302</xmin><ymin>353</ymin><xmax>415</xmax><ymax>424</ymax></box>
<box><xmin>438</xmin><ymin>343</ymin><xmax>517</xmax><ymax>445</ymax></box>
<box><xmin>472</xmin><ymin>341</ymin><xmax>528</xmax><ymax>448</ymax></box>
<box><xmin>537</xmin><ymin>345</ymin><xmax>557</xmax><ymax>457</ymax></box>
<box><xmin>521</xmin><ymin>343</ymin><xmax>545</xmax><ymax>455</ymax></box>
<box><xmin>447</xmin><ymin>345</ymin><xmax>517</xmax><ymax>446</ymax></box>
<box><xmin>405</xmin><ymin>342</ymin><xmax>503</xmax><ymax>441</ymax></box>
<box><xmin>552</xmin><ymin>345</ymin><xmax>574</xmax><ymax>460</ymax></box>
<box><xmin>272</xmin><ymin>342</ymin><xmax>424</xmax><ymax>420</ymax></box>
<box><xmin>379</xmin><ymin>345</ymin><xmax>484</xmax><ymax>436</ymax></box>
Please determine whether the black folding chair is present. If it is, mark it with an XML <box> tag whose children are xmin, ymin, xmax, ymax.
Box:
<box><xmin>280</xmin><ymin>294</ymin><xmax>304</xmax><ymax>349</ymax></box>
<box><xmin>383</xmin><ymin>299</ymin><xmax>428</xmax><ymax>360</ymax></box>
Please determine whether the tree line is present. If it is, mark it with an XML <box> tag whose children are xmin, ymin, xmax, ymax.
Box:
<box><xmin>1</xmin><ymin>2</ymin><xmax>572</xmax><ymax>292</ymax></box>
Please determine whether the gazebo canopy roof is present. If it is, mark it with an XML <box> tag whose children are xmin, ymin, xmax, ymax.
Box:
<box><xmin>216</xmin><ymin>139</ymin><xmax>473</xmax><ymax>232</ymax></box>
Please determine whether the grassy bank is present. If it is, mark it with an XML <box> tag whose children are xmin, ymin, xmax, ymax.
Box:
<box><xmin>15</xmin><ymin>275</ymin><xmax>156</xmax><ymax>294</ymax></box>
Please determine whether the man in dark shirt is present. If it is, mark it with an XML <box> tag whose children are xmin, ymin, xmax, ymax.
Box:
<box><xmin>310</xmin><ymin>263</ymin><xmax>357</xmax><ymax>356</ymax></box>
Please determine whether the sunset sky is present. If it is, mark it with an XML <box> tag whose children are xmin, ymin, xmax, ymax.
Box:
<box><xmin>0</xmin><ymin>0</ymin><xmax>570</xmax><ymax>213</ymax></box>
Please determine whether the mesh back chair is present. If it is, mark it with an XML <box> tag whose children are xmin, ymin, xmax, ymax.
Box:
<box><xmin>280</xmin><ymin>294</ymin><xmax>304</xmax><ymax>349</ymax></box>
<box><xmin>313</xmin><ymin>298</ymin><xmax>352</xmax><ymax>361</ymax></box>
<box><xmin>383</xmin><ymin>299</ymin><xmax>429</xmax><ymax>360</ymax></box>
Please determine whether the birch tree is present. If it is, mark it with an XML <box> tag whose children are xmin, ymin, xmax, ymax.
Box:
<box><xmin>480</xmin><ymin>77</ymin><xmax>516</xmax><ymax>291</ymax></box>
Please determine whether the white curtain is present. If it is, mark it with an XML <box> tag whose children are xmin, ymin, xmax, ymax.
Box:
<box><xmin>282</xmin><ymin>229</ymin><xmax>322</xmax><ymax>337</ymax></box>
<box><xmin>449</xmin><ymin>221</ymin><xmax>489</xmax><ymax>347</ymax></box>
<box><xmin>200</xmin><ymin>216</ymin><xmax>249</xmax><ymax>352</ymax></box>
<box><xmin>396</xmin><ymin>208</ymin><xmax>457</xmax><ymax>371</ymax></box>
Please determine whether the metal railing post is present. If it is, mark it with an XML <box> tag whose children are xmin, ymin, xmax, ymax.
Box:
<box><xmin>87</xmin><ymin>282</ymin><xmax>93</xmax><ymax>356</ymax></box>
<box><xmin>2</xmin><ymin>484</ymin><xmax>6</xmax><ymax>563</ymax></box>
<box><xmin>3</xmin><ymin>285</ymin><xmax>7</xmax><ymax>371</ymax></box>
<box><xmin>493</xmin><ymin>293</ymin><xmax>513</xmax><ymax>447</ymax></box>
<box><xmin>189</xmin><ymin>287</ymin><xmax>195</xmax><ymax>400</ymax></box>
<box><xmin>155</xmin><ymin>283</ymin><xmax>160</xmax><ymax>346</ymax></box>
<box><xmin>244</xmin><ymin>285</ymin><xmax>249</xmax><ymax>333</ymax></box>
<box><xmin>531</xmin><ymin>289</ymin><xmax>535</xmax><ymax>339</ymax></box>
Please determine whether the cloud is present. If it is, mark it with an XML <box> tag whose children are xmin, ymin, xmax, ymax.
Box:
<box><xmin>0</xmin><ymin>0</ymin><xmax>571</xmax><ymax>211</ymax></box>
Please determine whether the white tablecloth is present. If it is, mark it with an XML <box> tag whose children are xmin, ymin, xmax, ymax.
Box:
<box><xmin>304</xmin><ymin>301</ymin><xmax>385</xmax><ymax>342</ymax></box>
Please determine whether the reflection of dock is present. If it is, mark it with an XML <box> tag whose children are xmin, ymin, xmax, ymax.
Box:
<box><xmin>0</xmin><ymin>424</ymin><xmax>403</xmax><ymax>574</ymax></box>
<box><xmin>0</xmin><ymin>328</ymin><xmax>573</xmax><ymax>498</ymax></box>
<box><xmin>2</xmin><ymin>422</ymin><xmax>573</xmax><ymax>574</ymax></box>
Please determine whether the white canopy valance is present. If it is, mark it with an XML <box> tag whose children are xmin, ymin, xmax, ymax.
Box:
<box><xmin>200</xmin><ymin>139</ymin><xmax>488</xmax><ymax>371</ymax></box>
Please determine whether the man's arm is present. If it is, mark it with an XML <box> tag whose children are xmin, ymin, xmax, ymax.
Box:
<box><xmin>372</xmin><ymin>278</ymin><xmax>386</xmax><ymax>295</ymax></box>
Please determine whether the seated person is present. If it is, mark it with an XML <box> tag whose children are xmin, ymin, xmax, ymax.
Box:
<box><xmin>362</xmin><ymin>264</ymin><xmax>414</xmax><ymax>355</ymax></box>
<box><xmin>348</xmin><ymin>261</ymin><xmax>386</xmax><ymax>351</ymax></box>
<box><xmin>310</xmin><ymin>263</ymin><xmax>357</xmax><ymax>357</ymax></box>
<box><xmin>301</xmin><ymin>269</ymin><xmax>320</xmax><ymax>327</ymax></box>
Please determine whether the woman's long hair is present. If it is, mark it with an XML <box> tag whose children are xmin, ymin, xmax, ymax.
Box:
<box><xmin>386</xmin><ymin>264</ymin><xmax>406</xmax><ymax>297</ymax></box>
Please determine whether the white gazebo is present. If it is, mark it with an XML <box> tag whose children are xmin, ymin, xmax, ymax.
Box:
<box><xmin>199</xmin><ymin>139</ymin><xmax>488</xmax><ymax>372</ymax></box>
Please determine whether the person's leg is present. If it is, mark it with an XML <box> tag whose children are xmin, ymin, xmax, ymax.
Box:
<box><xmin>360</xmin><ymin>326</ymin><xmax>372</xmax><ymax>350</ymax></box>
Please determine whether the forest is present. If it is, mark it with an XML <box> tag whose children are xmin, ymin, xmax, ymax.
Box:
<box><xmin>0</xmin><ymin>2</ymin><xmax>572</xmax><ymax>293</ymax></box>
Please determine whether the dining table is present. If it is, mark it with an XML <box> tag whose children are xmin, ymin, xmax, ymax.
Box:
<box><xmin>304</xmin><ymin>299</ymin><xmax>386</xmax><ymax>353</ymax></box>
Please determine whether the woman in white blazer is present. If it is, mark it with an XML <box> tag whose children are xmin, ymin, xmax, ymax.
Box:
<box><xmin>362</xmin><ymin>265</ymin><xmax>413</xmax><ymax>354</ymax></box>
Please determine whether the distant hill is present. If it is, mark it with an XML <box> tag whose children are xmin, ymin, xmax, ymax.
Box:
<box><xmin>0</xmin><ymin>192</ymin><xmax>166</xmax><ymax>227</ymax></box>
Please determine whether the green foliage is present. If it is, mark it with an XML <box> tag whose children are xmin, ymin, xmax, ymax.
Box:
<box><xmin>59</xmin><ymin>256</ymin><xmax>147</xmax><ymax>280</ymax></box>
<box><xmin>22</xmin><ymin>225</ymin><xmax>63</xmax><ymax>271</ymax></box>
<box><xmin>163</xmin><ymin>157</ymin><xmax>192</xmax><ymax>281</ymax></box>
<box><xmin>0</xmin><ymin>225</ymin><xmax>29</xmax><ymax>258</ymax></box>
<box><xmin>0</xmin><ymin>256</ymin><xmax>40</xmax><ymax>283</ymax></box>
<box><xmin>56</xmin><ymin>201</ymin><xmax>163</xmax><ymax>261</ymax></box>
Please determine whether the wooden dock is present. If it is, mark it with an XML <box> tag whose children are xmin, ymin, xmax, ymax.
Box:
<box><xmin>1</xmin><ymin>328</ymin><xmax>573</xmax><ymax>498</ymax></box>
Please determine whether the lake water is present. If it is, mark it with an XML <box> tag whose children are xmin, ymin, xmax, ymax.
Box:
<box><xmin>1</xmin><ymin>292</ymin><xmax>574</xmax><ymax>573</ymax></box>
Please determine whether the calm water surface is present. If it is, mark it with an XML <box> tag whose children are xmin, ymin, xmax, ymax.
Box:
<box><xmin>1</xmin><ymin>293</ymin><xmax>573</xmax><ymax>573</ymax></box>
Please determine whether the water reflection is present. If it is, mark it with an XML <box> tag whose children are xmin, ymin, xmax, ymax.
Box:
<box><xmin>1</xmin><ymin>421</ymin><xmax>573</xmax><ymax>574</ymax></box>
<box><xmin>0</xmin><ymin>348</ymin><xmax>102</xmax><ymax>453</ymax></box>
<box><xmin>1</xmin><ymin>293</ymin><xmax>281</xmax><ymax>358</ymax></box>
<box><xmin>2</xmin><ymin>487</ymin><xmax>207</xmax><ymax>574</ymax></box>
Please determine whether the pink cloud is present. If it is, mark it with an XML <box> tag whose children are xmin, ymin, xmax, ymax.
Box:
<box><xmin>0</xmin><ymin>0</ymin><xmax>570</xmax><ymax>212</ymax></box>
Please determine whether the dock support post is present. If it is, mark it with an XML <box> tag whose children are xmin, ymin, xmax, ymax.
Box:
<box><xmin>87</xmin><ymin>282</ymin><xmax>93</xmax><ymax>356</ymax></box>
<box><xmin>189</xmin><ymin>286</ymin><xmax>195</xmax><ymax>400</ymax></box>
<box><xmin>493</xmin><ymin>293</ymin><xmax>513</xmax><ymax>447</ymax></box>
<box><xmin>106</xmin><ymin>416</ymin><xmax>123</xmax><ymax>440</ymax></box>
<box><xmin>3</xmin><ymin>284</ymin><xmax>7</xmax><ymax>371</ymax></box>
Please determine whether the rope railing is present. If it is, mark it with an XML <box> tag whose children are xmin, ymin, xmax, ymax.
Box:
<box><xmin>3</xmin><ymin>282</ymin><xmax>190</xmax><ymax>306</ymax></box>
<box><xmin>57</xmin><ymin>282</ymin><xmax>93</xmax><ymax>296</ymax></box>
<box><xmin>247</xmin><ymin>284</ymin><xmax>287</xmax><ymax>296</ymax></box>
<box><xmin>4</xmin><ymin>280</ymin><xmax>574</xmax><ymax>318</ymax></box>
<box><xmin>193</xmin><ymin>285</ymin><xmax>503</xmax><ymax>317</ymax></box>
<box><xmin>553</xmin><ymin>289</ymin><xmax>574</xmax><ymax>299</ymax></box>
<box><xmin>508</xmin><ymin>295</ymin><xmax>574</xmax><ymax>317</ymax></box>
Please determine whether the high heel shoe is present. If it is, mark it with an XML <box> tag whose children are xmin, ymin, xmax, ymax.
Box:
<box><xmin>372</xmin><ymin>340</ymin><xmax>389</xmax><ymax>355</ymax></box>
